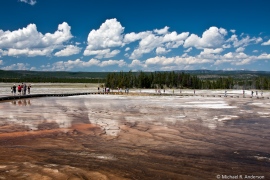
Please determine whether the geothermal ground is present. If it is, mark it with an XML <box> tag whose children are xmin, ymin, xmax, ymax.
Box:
<box><xmin>0</xmin><ymin>83</ymin><xmax>269</xmax><ymax>179</ymax></box>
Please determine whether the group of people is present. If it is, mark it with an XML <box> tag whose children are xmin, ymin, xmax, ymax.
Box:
<box><xmin>251</xmin><ymin>90</ymin><xmax>263</xmax><ymax>97</ymax></box>
<box><xmin>11</xmin><ymin>83</ymin><xmax>31</xmax><ymax>96</ymax></box>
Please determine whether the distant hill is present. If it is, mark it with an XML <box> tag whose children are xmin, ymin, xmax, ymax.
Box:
<box><xmin>0</xmin><ymin>70</ymin><xmax>109</xmax><ymax>79</ymax></box>
<box><xmin>1</xmin><ymin>69</ymin><xmax>270</xmax><ymax>83</ymax></box>
<box><xmin>172</xmin><ymin>70</ymin><xmax>270</xmax><ymax>80</ymax></box>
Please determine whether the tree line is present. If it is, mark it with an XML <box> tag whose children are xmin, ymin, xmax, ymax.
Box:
<box><xmin>105</xmin><ymin>71</ymin><xmax>270</xmax><ymax>90</ymax></box>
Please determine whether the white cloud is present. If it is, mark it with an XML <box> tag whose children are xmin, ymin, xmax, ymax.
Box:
<box><xmin>253</xmin><ymin>50</ymin><xmax>258</xmax><ymax>53</ymax></box>
<box><xmin>6</xmin><ymin>48</ymin><xmax>53</xmax><ymax>57</ymax></box>
<box><xmin>262</xmin><ymin>39</ymin><xmax>270</xmax><ymax>45</ymax></box>
<box><xmin>222</xmin><ymin>44</ymin><xmax>231</xmax><ymax>48</ymax></box>
<box><xmin>50</xmin><ymin>58</ymin><xmax>127</xmax><ymax>71</ymax></box>
<box><xmin>256</xmin><ymin>37</ymin><xmax>263</xmax><ymax>44</ymax></box>
<box><xmin>125</xmin><ymin>47</ymin><xmax>130</xmax><ymax>51</ymax></box>
<box><xmin>1</xmin><ymin>63</ymin><xmax>30</xmax><ymax>70</ymax></box>
<box><xmin>235</xmin><ymin>47</ymin><xmax>245</xmax><ymax>52</ymax></box>
<box><xmin>163</xmin><ymin>31</ymin><xmax>189</xmax><ymax>48</ymax></box>
<box><xmin>257</xmin><ymin>53</ymin><xmax>270</xmax><ymax>59</ymax></box>
<box><xmin>0</xmin><ymin>60</ymin><xmax>3</xmax><ymax>65</ymax></box>
<box><xmin>184</xmin><ymin>26</ymin><xmax>227</xmax><ymax>49</ymax></box>
<box><xmin>227</xmin><ymin>35</ymin><xmax>260</xmax><ymax>47</ymax></box>
<box><xmin>200</xmin><ymin>48</ymin><xmax>224</xmax><ymax>55</ymax></box>
<box><xmin>184</xmin><ymin>47</ymin><xmax>192</xmax><ymax>53</ymax></box>
<box><xmin>145</xmin><ymin>56</ymin><xmax>213</xmax><ymax>66</ymax></box>
<box><xmin>0</xmin><ymin>22</ymin><xmax>73</xmax><ymax>57</ymax></box>
<box><xmin>154</xmin><ymin>26</ymin><xmax>170</xmax><ymax>35</ymax></box>
<box><xmin>123</xmin><ymin>31</ymin><xmax>152</xmax><ymax>44</ymax></box>
<box><xmin>129</xmin><ymin>31</ymin><xmax>189</xmax><ymax>59</ymax></box>
<box><xmin>156</xmin><ymin>47</ymin><xmax>171</xmax><ymax>55</ymax></box>
<box><xmin>83</xmin><ymin>18</ymin><xmax>124</xmax><ymax>58</ymax></box>
<box><xmin>129</xmin><ymin>59</ymin><xmax>146</xmax><ymax>68</ymax></box>
<box><xmin>54</xmin><ymin>45</ymin><xmax>81</xmax><ymax>57</ymax></box>
<box><xmin>84</xmin><ymin>49</ymin><xmax>120</xmax><ymax>58</ymax></box>
<box><xmin>19</xmin><ymin>0</ymin><xmax>36</xmax><ymax>5</ymax></box>
<box><xmin>230</xmin><ymin>29</ymin><xmax>236</xmax><ymax>33</ymax></box>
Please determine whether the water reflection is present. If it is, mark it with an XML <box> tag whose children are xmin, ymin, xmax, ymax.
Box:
<box><xmin>11</xmin><ymin>99</ymin><xmax>31</xmax><ymax>106</ymax></box>
<box><xmin>1</xmin><ymin>95</ymin><xmax>267</xmax><ymax>136</ymax></box>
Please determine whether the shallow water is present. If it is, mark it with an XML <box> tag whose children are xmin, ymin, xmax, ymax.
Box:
<box><xmin>0</xmin><ymin>95</ymin><xmax>269</xmax><ymax>179</ymax></box>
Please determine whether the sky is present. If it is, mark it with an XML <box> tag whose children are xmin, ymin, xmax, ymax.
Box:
<box><xmin>0</xmin><ymin>0</ymin><xmax>270</xmax><ymax>72</ymax></box>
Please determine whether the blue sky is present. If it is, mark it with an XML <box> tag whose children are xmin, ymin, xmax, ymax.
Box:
<box><xmin>0</xmin><ymin>0</ymin><xmax>270</xmax><ymax>72</ymax></box>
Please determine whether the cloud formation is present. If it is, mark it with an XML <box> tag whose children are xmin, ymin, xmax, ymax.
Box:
<box><xmin>0</xmin><ymin>22</ymin><xmax>73</xmax><ymax>57</ymax></box>
<box><xmin>83</xmin><ymin>18</ymin><xmax>124</xmax><ymax>58</ymax></box>
<box><xmin>262</xmin><ymin>39</ymin><xmax>270</xmax><ymax>45</ymax></box>
<box><xmin>54</xmin><ymin>45</ymin><xmax>81</xmax><ymax>57</ymax></box>
<box><xmin>49</xmin><ymin>58</ymin><xmax>127</xmax><ymax>71</ymax></box>
<box><xmin>1</xmin><ymin>18</ymin><xmax>270</xmax><ymax>71</ymax></box>
<box><xmin>19</xmin><ymin>0</ymin><xmax>37</xmax><ymax>6</ymax></box>
<box><xmin>184</xmin><ymin>27</ymin><xmax>227</xmax><ymax>49</ymax></box>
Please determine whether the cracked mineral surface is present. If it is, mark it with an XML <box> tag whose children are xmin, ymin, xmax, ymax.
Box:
<box><xmin>0</xmin><ymin>94</ymin><xmax>269</xmax><ymax>179</ymax></box>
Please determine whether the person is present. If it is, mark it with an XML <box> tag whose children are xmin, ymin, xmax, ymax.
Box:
<box><xmin>225</xmin><ymin>90</ymin><xmax>227</xmax><ymax>97</ymax></box>
<box><xmin>27</xmin><ymin>84</ymin><xmax>31</xmax><ymax>94</ymax></box>
<box><xmin>18</xmin><ymin>85</ymin><xmax>21</xmax><ymax>95</ymax></box>
<box><xmin>23</xmin><ymin>83</ymin><xmax>27</xmax><ymax>95</ymax></box>
<box><xmin>261</xmin><ymin>90</ymin><xmax>263</xmax><ymax>97</ymax></box>
<box><xmin>256</xmin><ymin>91</ymin><xmax>258</xmax><ymax>96</ymax></box>
<box><xmin>12</xmin><ymin>84</ymin><xmax>16</xmax><ymax>96</ymax></box>
<box><xmin>98</xmin><ymin>87</ymin><xmax>100</xmax><ymax>92</ymax></box>
<box><xmin>251</xmin><ymin>91</ymin><xmax>254</xmax><ymax>97</ymax></box>
<box><xmin>21</xmin><ymin>83</ymin><xmax>24</xmax><ymax>95</ymax></box>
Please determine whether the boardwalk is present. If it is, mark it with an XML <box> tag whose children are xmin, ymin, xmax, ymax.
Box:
<box><xmin>0</xmin><ymin>90</ymin><xmax>269</xmax><ymax>102</ymax></box>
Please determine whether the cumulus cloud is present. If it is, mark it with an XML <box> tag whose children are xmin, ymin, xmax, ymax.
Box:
<box><xmin>230</xmin><ymin>29</ymin><xmax>236</xmax><ymax>33</ymax></box>
<box><xmin>83</xmin><ymin>19</ymin><xmax>190</xmax><ymax>60</ymax></box>
<box><xmin>0</xmin><ymin>22</ymin><xmax>73</xmax><ymax>57</ymax></box>
<box><xmin>50</xmin><ymin>58</ymin><xmax>127</xmax><ymax>71</ymax></box>
<box><xmin>200</xmin><ymin>48</ymin><xmax>224</xmax><ymax>55</ymax></box>
<box><xmin>1</xmin><ymin>63</ymin><xmax>30</xmax><ymax>70</ymax></box>
<box><xmin>5</xmin><ymin>48</ymin><xmax>53</xmax><ymax>57</ymax></box>
<box><xmin>262</xmin><ymin>39</ymin><xmax>270</xmax><ymax>45</ymax></box>
<box><xmin>154</xmin><ymin>26</ymin><xmax>170</xmax><ymax>35</ymax></box>
<box><xmin>129</xmin><ymin>31</ymin><xmax>189</xmax><ymax>59</ymax></box>
<box><xmin>123</xmin><ymin>31</ymin><xmax>152</xmax><ymax>44</ymax></box>
<box><xmin>156</xmin><ymin>47</ymin><xmax>171</xmax><ymax>55</ymax></box>
<box><xmin>145</xmin><ymin>56</ymin><xmax>214</xmax><ymax>66</ymax></box>
<box><xmin>227</xmin><ymin>35</ymin><xmax>262</xmax><ymax>47</ymax></box>
<box><xmin>54</xmin><ymin>45</ymin><xmax>81</xmax><ymax>57</ymax></box>
<box><xmin>184</xmin><ymin>47</ymin><xmax>192</xmax><ymax>53</ymax></box>
<box><xmin>257</xmin><ymin>53</ymin><xmax>270</xmax><ymax>59</ymax></box>
<box><xmin>83</xmin><ymin>18</ymin><xmax>124</xmax><ymax>58</ymax></box>
<box><xmin>184</xmin><ymin>26</ymin><xmax>227</xmax><ymax>49</ymax></box>
<box><xmin>235</xmin><ymin>47</ymin><xmax>245</xmax><ymax>52</ymax></box>
<box><xmin>84</xmin><ymin>49</ymin><xmax>120</xmax><ymax>58</ymax></box>
<box><xmin>19</xmin><ymin>0</ymin><xmax>36</xmax><ymax>5</ymax></box>
<box><xmin>129</xmin><ymin>59</ymin><xmax>146</xmax><ymax>68</ymax></box>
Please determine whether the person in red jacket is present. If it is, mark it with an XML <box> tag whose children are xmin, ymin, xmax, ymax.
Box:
<box><xmin>18</xmin><ymin>85</ymin><xmax>21</xmax><ymax>96</ymax></box>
